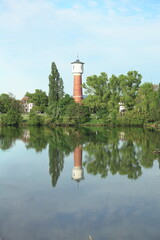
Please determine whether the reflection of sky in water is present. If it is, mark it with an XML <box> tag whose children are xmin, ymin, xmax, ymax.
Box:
<box><xmin>0</xmin><ymin>140</ymin><xmax>160</xmax><ymax>240</ymax></box>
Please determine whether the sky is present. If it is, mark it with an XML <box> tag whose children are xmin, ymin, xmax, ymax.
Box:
<box><xmin>0</xmin><ymin>0</ymin><xmax>160</xmax><ymax>99</ymax></box>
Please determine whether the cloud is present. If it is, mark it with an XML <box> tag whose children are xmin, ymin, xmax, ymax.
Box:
<box><xmin>0</xmin><ymin>0</ymin><xmax>160</xmax><ymax>98</ymax></box>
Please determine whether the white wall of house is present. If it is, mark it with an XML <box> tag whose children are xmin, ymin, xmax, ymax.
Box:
<box><xmin>21</xmin><ymin>98</ymin><xmax>34</xmax><ymax>113</ymax></box>
<box><xmin>119</xmin><ymin>102</ymin><xmax>126</xmax><ymax>113</ymax></box>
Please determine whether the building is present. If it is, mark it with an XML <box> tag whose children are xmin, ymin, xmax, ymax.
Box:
<box><xmin>119</xmin><ymin>102</ymin><xmax>126</xmax><ymax>113</ymax></box>
<box><xmin>21</xmin><ymin>96</ymin><xmax>34</xmax><ymax>113</ymax></box>
<box><xmin>71</xmin><ymin>58</ymin><xmax>84</xmax><ymax>103</ymax></box>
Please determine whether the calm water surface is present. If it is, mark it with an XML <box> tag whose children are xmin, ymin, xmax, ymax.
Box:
<box><xmin>0</xmin><ymin>127</ymin><xmax>160</xmax><ymax>240</ymax></box>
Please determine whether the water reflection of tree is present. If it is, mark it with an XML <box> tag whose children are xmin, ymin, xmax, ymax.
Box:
<box><xmin>25</xmin><ymin>127</ymin><xmax>48</xmax><ymax>152</ymax></box>
<box><xmin>0</xmin><ymin>127</ymin><xmax>23</xmax><ymax>150</ymax></box>
<box><xmin>0</xmin><ymin>126</ymin><xmax>160</xmax><ymax>182</ymax></box>
<box><xmin>49</xmin><ymin>144</ymin><xmax>64</xmax><ymax>187</ymax></box>
<box><xmin>83</xmin><ymin>128</ymin><xmax>160</xmax><ymax>180</ymax></box>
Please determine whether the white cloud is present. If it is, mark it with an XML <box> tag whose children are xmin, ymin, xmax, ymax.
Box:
<box><xmin>0</xmin><ymin>0</ymin><xmax>160</xmax><ymax>98</ymax></box>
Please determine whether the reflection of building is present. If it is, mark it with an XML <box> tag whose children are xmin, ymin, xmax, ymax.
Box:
<box><xmin>71</xmin><ymin>58</ymin><xmax>84</xmax><ymax>103</ymax></box>
<box><xmin>22</xmin><ymin>130</ymin><xmax>30</xmax><ymax>143</ymax></box>
<box><xmin>119</xmin><ymin>131</ymin><xmax>125</xmax><ymax>140</ymax></box>
<box><xmin>72</xmin><ymin>146</ymin><xmax>84</xmax><ymax>183</ymax></box>
<box><xmin>21</xmin><ymin>96</ymin><xmax>34</xmax><ymax>113</ymax></box>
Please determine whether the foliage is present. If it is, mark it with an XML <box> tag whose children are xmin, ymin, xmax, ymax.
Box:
<box><xmin>28</xmin><ymin>111</ymin><xmax>43</xmax><ymax>126</ymax></box>
<box><xmin>1</xmin><ymin>109</ymin><xmax>22</xmax><ymax>126</ymax></box>
<box><xmin>81</xmin><ymin>71</ymin><xmax>160</xmax><ymax>125</ymax></box>
<box><xmin>0</xmin><ymin>93</ymin><xmax>21</xmax><ymax>113</ymax></box>
<box><xmin>64</xmin><ymin>103</ymin><xmax>90</xmax><ymax>125</ymax></box>
<box><xmin>47</xmin><ymin>94</ymin><xmax>76</xmax><ymax>122</ymax></box>
<box><xmin>135</xmin><ymin>82</ymin><xmax>159</xmax><ymax>122</ymax></box>
<box><xmin>83</xmin><ymin>70</ymin><xmax>142</xmax><ymax>123</ymax></box>
<box><xmin>48</xmin><ymin>62</ymin><xmax>64</xmax><ymax>105</ymax></box>
<box><xmin>83</xmin><ymin>72</ymin><xmax>109</xmax><ymax>113</ymax></box>
<box><xmin>117</xmin><ymin>110</ymin><xmax>145</xmax><ymax>126</ymax></box>
<box><xmin>119</xmin><ymin>71</ymin><xmax>142</xmax><ymax>110</ymax></box>
<box><xmin>25</xmin><ymin>89</ymin><xmax>48</xmax><ymax>112</ymax></box>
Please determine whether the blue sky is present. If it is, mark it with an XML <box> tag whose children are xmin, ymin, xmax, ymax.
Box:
<box><xmin>0</xmin><ymin>0</ymin><xmax>160</xmax><ymax>99</ymax></box>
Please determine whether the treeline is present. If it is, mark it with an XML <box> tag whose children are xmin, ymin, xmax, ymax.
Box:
<box><xmin>82</xmin><ymin>71</ymin><xmax>160</xmax><ymax>126</ymax></box>
<box><xmin>0</xmin><ymin>62</ymin><xmax>160</xmax><ymax>127</ymax></box>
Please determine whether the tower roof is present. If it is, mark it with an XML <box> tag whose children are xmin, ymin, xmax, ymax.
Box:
<box><xmin>71</xmin><ymin>59</ymin><xmax>84</xmax><ymax>64</ymax></box>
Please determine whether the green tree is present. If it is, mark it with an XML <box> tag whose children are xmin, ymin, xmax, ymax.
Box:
<box><xmin>26</xmin><ymin>89</ymin><xmax>48</xmax><ymax>107</ymax></box>
<box><xmin>64</xmin><ymin>103</ymin><xmax>90</xmax><ymax>125</ymax></box>
<box><xmin>135</xmin><ymin>83</ymin><xmax>158</xmax><ymax>121</ymax></box>
<box><xmin>83</xmin><ymin>72</ymin><xmax>109</xmax><ymax>113</ymax></box>
<box><xmin>0</xmin><ymin>93</ymin><xmax>21</xmax><ymax>113</ymax></box>
<box><xmin>28</xmin><ymin>111</ymin><xmax>43</xmax><ymax>126</ymax></box>
<box><xmin>119</xmin><ymin>71</ymin><xmax>142</xmax><ymax>110</ymax></box>
<box><xmin>1</xmin><ymin>109</ymin><xmax>22</xmax><ymax>126</ymax></box>
<box><xmin>107</xmin><ymin>74</ymin><xmax>120</xmax><ymax>113</ymax></box>
<box><xmin>47</xmin><ymin>94</ymin><xmax>75</xmax><ymax>121</ymax></box>
<box><xmin>25</xmin><ymin>89</ymin><xmax>48</xmax><ymax>113</ymax></box>
<box><xmin>48</xmin><ymin>62</ymin><xmax>64</xmax><ymax>105</ymax></box>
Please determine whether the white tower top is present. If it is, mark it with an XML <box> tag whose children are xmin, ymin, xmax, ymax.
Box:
<box><xmin>71</xmin><ymin>59</ymin><xmax>84</xmax><ymax>75</ymax></box>
<box><xmin>72</xmin><ymin>166</ymin><xmax>84</xmax><ymax>182</ymax></box>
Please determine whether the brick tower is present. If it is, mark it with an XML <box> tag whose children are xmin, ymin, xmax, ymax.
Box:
<box><xmin>71</xmin><ymin>58</ymin><xmax>84</xmax><ymax>103</ymax></box>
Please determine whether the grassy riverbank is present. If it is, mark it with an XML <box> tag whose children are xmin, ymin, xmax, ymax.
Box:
<box><xmin>1</xmin><ymin>113</ymin><xmax>160</xmax><ymax>130</ymax></box>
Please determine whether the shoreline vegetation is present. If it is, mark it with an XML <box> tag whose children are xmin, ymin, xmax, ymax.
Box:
<box><xmin>0</xmin><ymin>112</ymin><xmax>160</xmax><ymax>131</ymax></box>
<box><xmin>0</xmin><ymin>64</ymin><xmax>160</xmax><ymax>129</ymax></box>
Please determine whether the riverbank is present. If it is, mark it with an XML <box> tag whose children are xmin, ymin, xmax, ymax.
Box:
<box><xmin>1</xmin><ymin>113</ymin><xmax>160</xmax><ymax>131</ymax></box>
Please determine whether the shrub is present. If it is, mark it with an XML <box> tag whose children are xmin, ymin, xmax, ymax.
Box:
<box><xmin>1</xmin><ymin>109</ymin><xmax>22</xmax><ymax>126</ymax></box>
<box><xmin>28</xmin><ymin>112</ymin><xmax>43</xmax><ymax>126</ymax></box>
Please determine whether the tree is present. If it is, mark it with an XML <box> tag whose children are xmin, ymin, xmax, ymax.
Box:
<box><xmin>47</xmin><ymin>94</ymin><xmax>75</xmax><ymax>121</ymax></box>
<box><xmin>48</xmin><ymin>62</ymin><xmax>64</xmax><ymax>105</ymax></box>
<box><xmin>1</xmin><ymin>109</ymin><xmax>22</xmax><ymax>126</ymax></box>
<box><xmin>0</xmin><ymin>93</ymin><xmax>21</xmax><ymax>113</ymax></box>
<box><xmin>64</xmin><ymin>102</ymin><xmax>90</xmax><ymax>125</ymax></box>
<box><xmin>25</xmin><ymin>89</ymin><xmax>48</xmax><ymax>113</ymax></box>
<box><xmin>83</xmin><ymin>72</ymin><xmax>110</xmax><ymax>113</ymax></box>
<box><xmin>28</xmin><ymin>111</ymin><xmax>43</xmax><ymax>126</ymax></box>
<box><xmin>26</xmin><ymin>89</ymin><xmax>48</xmax><ymax>106</ymax></box>
<box><xmin>135</xmin><ymin>82</ymin><xmax>159</xmax><ymax>121</ymax></box>
<box><xmin>119</xmin><ymin>71</ymin><xmax>142</xmax><ymax>110</ymax></box>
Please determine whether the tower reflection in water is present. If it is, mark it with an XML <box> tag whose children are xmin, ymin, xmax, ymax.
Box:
<box><xmin>72</xmin><ymin>146</ymin><xmax>84</xmax><ymax>185</ymax></box>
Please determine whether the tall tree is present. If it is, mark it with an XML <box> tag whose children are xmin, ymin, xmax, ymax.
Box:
<box><xmin>119</xmin><ymin>71</ymin><xmax>142</xmax><ymax>110</ymax></box>
<box><xmin>135</xmin><ymin>82</ymin><xmax>159</xmax><ymax>121</ymax></box>
<box><xmin>0</xmin><ymin>93</ymin><xmax>21</xmax><ymax>113</ymax></box>
<box><xmin>83</xmin><ymin>72</ymin><xmax>110</xmax><ymax>113</ymax></box>
<box><xmin>48</xmin><ymin>62</ymin><xmax>64</xmax><ymax>105</ymax></box>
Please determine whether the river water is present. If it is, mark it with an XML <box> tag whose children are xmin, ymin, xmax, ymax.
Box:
<box><xmin>0</xmin><ymin>127</ymin><xmax>160</xmax><ymax>240</ymax></box>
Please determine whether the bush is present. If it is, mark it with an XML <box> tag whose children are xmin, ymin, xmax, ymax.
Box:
<box><xmin>1</xmin><ymin>109</ymin><xmax>22</xmax><ymax>126</ymax></box>
<box><xmin>64</xmin><ymin>103</ymin><xmax>90</xmax><ymax>125</ymax></box>
<box><xmin>117</xmin><ymin>111</ymin><xmax>145</xmax><ymax>126</ymax></box>
<box><xmin>28</xmin><ymin>112</ymin><xmax>43</xmax><ymax>126</ymax></box>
